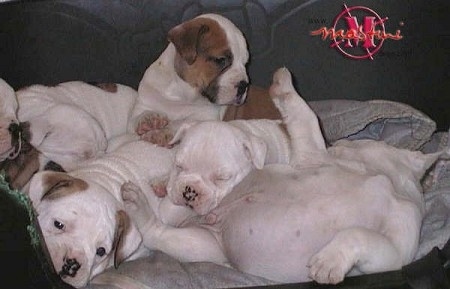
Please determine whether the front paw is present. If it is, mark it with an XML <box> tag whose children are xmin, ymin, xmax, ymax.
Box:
<box><xmin>135</xmin><ymin>112</ymin><xmax>169</xmax><ymax>135</ymax></box>
<box><xmin>151</xmin><ymin>178</ymin><xmax>168</xmax><ymax>198</ymax></box>
<box><xmin>140</xmin><ymin>128</ymin><xmax>174</xmax><ymax>148</ymax></box>
<box><xmin>120</xmin><ymin>181</ymin><xmax>153</xmax><ymax>228</ymax></box>
<box><xmin>308</xmin><ymin>245</ymin><xmax>353</xmax><ymax>284</ymax></box>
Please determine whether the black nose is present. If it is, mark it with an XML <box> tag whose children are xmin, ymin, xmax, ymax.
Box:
<box><xmin>59</xmin><ymin>258</ymin><xmax>81</xmax><ymax>278</ymax></box>
<box><xmin>8</xmin><ymin>122</ymin><xmax>21</xmax><ymax>134</ymax></box>
<box><xmin>236</xmin><ymin>80</ymin><xmax>249</xmax><ymax>97</ymax></box>
<box><xmin>183</xmin><ymin>186</ymin><xmax>198</xmax><ymax>201</ymax></box>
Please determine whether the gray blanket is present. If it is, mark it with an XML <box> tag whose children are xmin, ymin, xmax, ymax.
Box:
<box><xmin>84</xmin><ymin>99</ymin><xmax>449</xmax><ymax>289</ymax></box>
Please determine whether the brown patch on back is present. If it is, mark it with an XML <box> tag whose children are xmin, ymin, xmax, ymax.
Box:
<box><xmin>223</xmin><ymin>85</ymin><xmax>282</xmax><ymax>121</ymax></box>
<box><xmin>169</xmin><ymin>17</ymin><xmax>232</xmax><ymax>101</ymax></box>
<box><xmin>41</xmin><ymin>172</ymin><xmax>88</xmax><ymax>201</ymax></box>
<box><xmin>90</xmin><ymin>82</ymin><xmax>118</xmax><ymax>93</ymax></box>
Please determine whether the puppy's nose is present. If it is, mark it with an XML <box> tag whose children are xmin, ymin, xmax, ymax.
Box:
<box><xmin>236</xmin><ymin>80</ymin><xmax>249</xmax><ymax>97</ymax></box>
<box><xmin>59</xmin><ymin>258</ymin><xmax>81</xmax><ymax>278</ymax></box>
<box><xmin>183</xmin><ymin>185</ymin><xmax>198</xmax><ymax>202</ymax></box>
<box><xmin>8</xmin><ymin>122</ymin><xmax>21</xmax><ymax>134</ymax></box>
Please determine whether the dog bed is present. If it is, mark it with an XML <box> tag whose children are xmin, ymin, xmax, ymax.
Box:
<box><xmin>2</xmin><ymin>99</ymin><xmax>450</xmax><ymax>289</ymax></box>
<box><xmin>0</xmin><ymin>0</ymin><xmax>449</xmax><ymax>288</ymax></box>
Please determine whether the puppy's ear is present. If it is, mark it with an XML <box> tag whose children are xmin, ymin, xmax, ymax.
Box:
<box><xmin>113</xmin><ymin>210</ymin><xmax>142</xmax><ymax>268</ymax></box>
<box><xmin>168</xmin><ymin>20</ymin><xmax>209</xmax><ymax>65</ymax></box>
<box><xmin>243</xmin><ymin>135</ymin><xmax>267</xmax><ymax>169</ymax></box>
<box><xmin>27</xmin><ymin>171</ymin><xmax>86</xmax><ymax>206</ymax></box>
<box><xmin>168</xmin><ymin>121</ymin><xmax>198</xmax><ymax>146</ymax></box>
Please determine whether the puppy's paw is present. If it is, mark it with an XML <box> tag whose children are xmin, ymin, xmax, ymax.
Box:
<box><xmin>308</xmin><ymin>246</ymin><xmax>352</xmax><ymax>285</ymax></box>
<box><xmin>120</xmin><ymin>181</ymin><xmax>154</xmax><ymax>229</ymax></box>
<box><xmin>151</xmin><ymin>178</ymin><xmax>168</xmax><ymax>198</ymax></box>
<box><xmin>140</xmin><ymin>128</ymin><xmax>174</xmax><ymax>148</ymax></box>
<box><xmin>121</xmin><ymin>181</ymin><xmax>143</xmax><ymax>210</ymax></box>
<box><xmin>269</xmin><ymin>68</ymin><xmax>297</xmax><ymax>114</ymax></box>
<box><xmin>135</xmin><ymin>112</ymin><xmax>169</xmax><ymax>135</ymax></box>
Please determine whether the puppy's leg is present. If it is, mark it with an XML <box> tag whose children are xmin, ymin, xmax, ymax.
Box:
<box><xmin>308</xmin><ymin>227</ymin><xmax>402</xmax><ymax>284</ymax></box>
<box><xmin>269</xmin><ymin>68</ymin><xmax>327</xmax><ymax>166</ymax></box>
<box><xmin>121</xmin><ymin>182</ymin><xmax>228</xmax><ymax>266</ymax></box>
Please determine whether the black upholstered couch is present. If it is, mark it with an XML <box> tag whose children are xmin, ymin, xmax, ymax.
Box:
<box><xmin>1</xmin><ymin>1</ymin><xmax>449</xmax><ymax>288</ymax></box>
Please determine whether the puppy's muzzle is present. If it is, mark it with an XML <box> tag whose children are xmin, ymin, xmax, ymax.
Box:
<box><xmin>235</xmin><ymin>80</ymin><xmax>248</xmax><ymax>105</ymax></box>
<box><xmin>6</xmin><ymin>122</ymin><xmax>23</xmax><ymax>160</ymax></box>
<box><xmin>59</xmin><ymin>258</ymin><xmax>81</xmax><ymax>278</ymax></box>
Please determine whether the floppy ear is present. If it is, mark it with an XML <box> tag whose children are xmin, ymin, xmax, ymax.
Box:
<box><xmin>243</xmin><ymin>135</ymin><xmax>267</xmax><ymax>169</ymax></box>
<box><xmin>27</xmin><ymin>171</ymin><xmax>83</xmax><ymax>206</ymax></box>
<box><xmin>168</xmin><ymin>120</ymin><xmax>198</xmax><ymax>146</ymax></box>
<box><xmin>168</xmin><ymin>20</ymin><xmax>209</xmax><ymax>65</ymax></box>
<box><xmin>113</xmin><ymin>210</ymin><xmax>142</xmax><ymax>268</ymax></box>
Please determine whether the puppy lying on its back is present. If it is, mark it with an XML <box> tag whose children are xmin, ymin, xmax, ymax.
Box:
<box><xmin>149</xmin><ymin>68</ymin><xmax>442</xmax><ymax>284</ymax></box>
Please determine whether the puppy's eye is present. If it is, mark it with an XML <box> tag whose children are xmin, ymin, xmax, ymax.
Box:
<box><xmin>54</xmin><ymin>220</ymin><xmax>65</xmax><ymax>230</ymax></box>
<box><xmin>96</xmin><ymin>247</ymin><xmax>106</xmax><ymax>257</ymax></box>
<box><xmin>209</xmin><ymin>55</ymin><xmax>230</xmax><ymax>70</ymax></box>
<box><xmin>214</xmin><ymin>57</ymin><xmax>227</xmax><ymax>67</ymax></box>
<box><xmin>214</xmin><ymin>174</ymin><xmax>232</xmax><ymax>183</ymax></box>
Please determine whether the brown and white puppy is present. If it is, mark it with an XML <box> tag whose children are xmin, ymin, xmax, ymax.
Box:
<box><xmin>130</xmin><ymin>13</ymin><xmax>250</xmax><ymax>144</ymax></box>
<box><xmin>27</xmin><ymin>140</ymin><xmax>227</xmax><ymax>288</ymax></box>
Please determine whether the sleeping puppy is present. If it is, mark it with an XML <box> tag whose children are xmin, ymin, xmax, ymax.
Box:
<box><xmin>159</xmin><ymin>68</ymin><xmax>442</xmax><ymax>284</ymax></box>
<box><xmin>130</xmin><ymin>13</ymin><xmax>250</xmax><ymax>145</ymax></box>
<box><xmin>16</xmin><ymin>81</ymin><xmax>138</xmax><ymax>171</ymax></box>
<box><xmin>0</xmin><ymin>78</ymin><xmax>41</xmax><ymax>189</ymax></box>
<box><xmin>27</xmin><ymin>140</ymin><xmax>227</xmax><ymax>288</ymax></box>
<box><xmin>0</xmin><ymin>78</ymin><xmax>21</xmax><ymax>161</ymax></box>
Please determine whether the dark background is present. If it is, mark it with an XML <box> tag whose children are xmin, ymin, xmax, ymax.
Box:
<box><xmin>0</xmin><ymin>0</ymin><xmax>448</xmax><ymax>130</ymax></box>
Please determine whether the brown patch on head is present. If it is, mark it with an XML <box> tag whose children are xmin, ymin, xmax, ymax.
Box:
<box><xmin>89</xmin><ymin>82</ymin><xmax>118</xmax><ymax>93</ymax></box>
<box><xmin>169</xmin><ymin>17</ymin><xmax>233</xmax><ymax>102</ymax></box>
<box><xmin>41</xmin><ymin>172</ymin><xmax>88</xmax><ymax>201</ymax></box>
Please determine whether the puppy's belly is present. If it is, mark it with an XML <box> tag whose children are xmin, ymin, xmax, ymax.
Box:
<box><xmin>211</xmin><ymin>165</ymin><xmax>397</xmax><ymax>282</ymax></box>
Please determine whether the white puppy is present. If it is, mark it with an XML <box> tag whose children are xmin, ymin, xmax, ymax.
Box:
<box><xmin>27</xmin><ymin>140</ymin><xmax>227</xmax><ymax>288</ymax></box>
<box><xmin>130</xmin><ymin>13</ymin><xmax>250</xmax><ymax>144</ymax></box>
<box><xmin>0</xmin><ymin>78</ymin><xmax>21</xmax><ymax>161</ymax></box>
<box><xmin>16</xmin><ymin>82</ymin><xmax>138</xmax><ymax>171</ymax></box>
<box><xmin>162</xmin><ymin>68</ymin><xmax>441</xmax><ymax>284</ymax></box>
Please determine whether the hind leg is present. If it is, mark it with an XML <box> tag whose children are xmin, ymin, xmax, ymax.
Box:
<box><xmin>269</xmin><ymin>68</ymin><xmax>327</xmax><ymax>166</ymax></box>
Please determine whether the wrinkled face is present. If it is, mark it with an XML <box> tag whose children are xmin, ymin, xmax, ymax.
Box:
<box><xmin>167</xmin><ymin>121</ymin><xmax>266</xmax><ymax>215</ymax></box>
<box><xmin>169</xmin><ymin>14</ymin><xmax>249</xmax><ymax>106</ymax></box>
<box><xmin>0</xmin><ymin>78</ymin><xmax>21</xmax><ymax>161</ymax></box>
<box><xmin>28</xmin><ymin>172</ymin><xmax>142</xmax><ymax>288</ymax></box>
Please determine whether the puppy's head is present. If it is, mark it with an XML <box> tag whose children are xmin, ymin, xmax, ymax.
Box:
<box><xmin>28</xmin><ymin>171</ymin><xmax>142</xmax><ymax>288</ymax></box>
<box><xmin>0</xmin><ymin>78</ymin><xmax>22</xmax><ymax>161</ymax></box>
<box><xmin>166</xmin><ymin>121</ymin><xmax>266</xmax><ymax>215</ymax></box>
<box><xmin>169</xmin><ymin>13</ymin><xmax>249</xmax><ymax>106</ymax></box>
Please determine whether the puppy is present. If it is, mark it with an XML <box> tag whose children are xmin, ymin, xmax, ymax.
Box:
<box><xmin>160</xmin><ymin>68</ymin><xmax>441</xmax><ymax>284</ymax></box>
<box><xmin>0</xmin><ymin>78</ymin><xmax>21</xmax><ymax>161</ymax></box>
<box><xmin>27</xmin><ymin>140</ymin><xmax>227</xmax><ymax>288</ymax></box>
<box><xmin>16</xmin><ymin>81</ymin><xmax>138</xmax><ymax>171</ymax></box>
<box><xmin>130</xmin><ymin>13</ymin><xmax>250</xmax><ymax>144</ymax></box>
